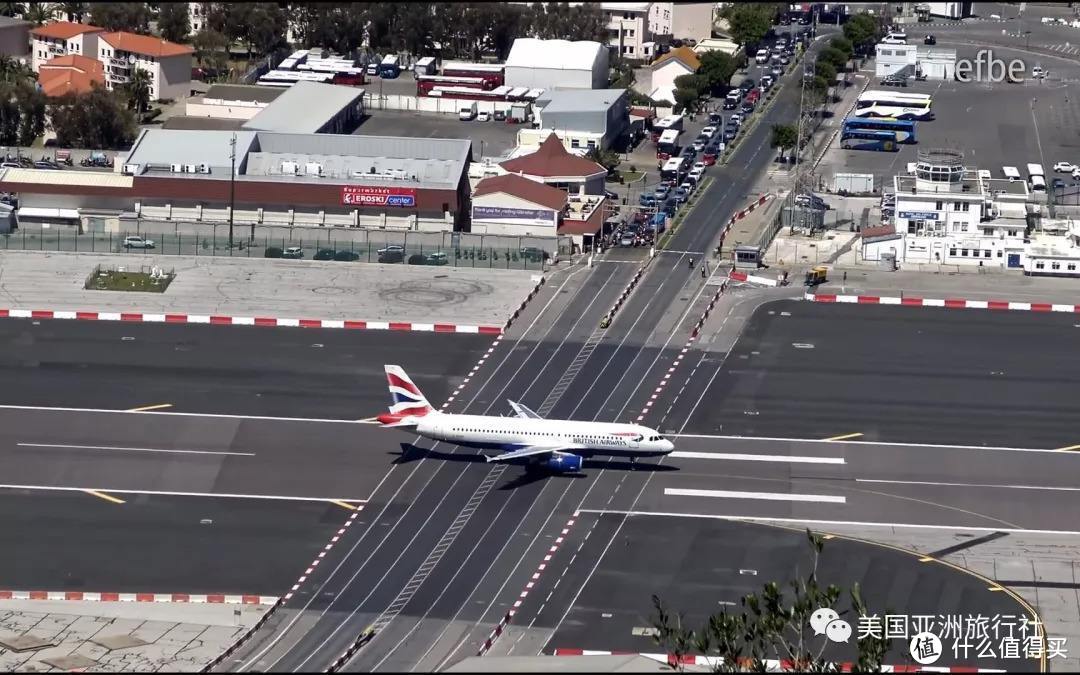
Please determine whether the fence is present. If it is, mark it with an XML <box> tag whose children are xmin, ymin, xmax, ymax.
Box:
<box><xmin>0</xmin><ymin>229</ymin><xmax>550</xmax><ymax>270</ymax></box>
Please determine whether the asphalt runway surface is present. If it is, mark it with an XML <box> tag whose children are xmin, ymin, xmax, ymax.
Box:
<box><xmin>0</xmin><ymin>490</ymin><xmax>346</xmax><ymax>596</ymax></box>
<box><xmin>0</xmin><ymin>319</ymin><xmax>493</xmax><ymax>418</ymax></box>
<box><xmin>540</xmin><ymin>514</ymin><xmax>1035</xmax><ymax>671</ymax></box>
<box><xmin>680</xmin><ymin>300</ymin><xmax>1080</xmax><ymax>448</ymax></box>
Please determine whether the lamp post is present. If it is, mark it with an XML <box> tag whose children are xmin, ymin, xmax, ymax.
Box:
<box><xmin>228</xmin><ymin>132</ymin><xmax>236</xmax><ymax>249</ymax></box>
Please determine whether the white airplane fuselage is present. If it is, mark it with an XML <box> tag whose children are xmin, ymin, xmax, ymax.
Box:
<box><xmin>415</xmin><ymin>412</ymin><xmax>674</xmax><ymax>459</ymax></box>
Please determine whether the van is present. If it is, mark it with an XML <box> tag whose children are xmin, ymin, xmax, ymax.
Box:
<box><xmin>1030</xmin><ymin>174</ymin><xmax>1047</xmax><ymax>193</ymax></box>
<box><xmin>1001</xmin><ymin>166</ymin><xmax>1021</xmax><ymax>182</ymax></box>
<box><xmin>755</xmin><ymin>49</ymin><xmax>769</xmax><ymax>64</ymax></box>
<box><xmin>458</xmin><ymin>101</ymin><xmax>477</xmax><ymax>121</ymax></box>
<box><xmin>881</xmin><ymin>32</ymin><xmax>907</xmax><ymax>44</ymax></box>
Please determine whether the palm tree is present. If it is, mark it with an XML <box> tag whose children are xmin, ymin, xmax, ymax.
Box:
<box><xmin>23</xmin><ymin>1</ymin><xmax>55</xmax><ymax>26</ymax></box>
<box><xmin>0</xmin><ymin>55</ymin><xmax>33</xmax><ymax>85</ymax></box>
<box><xmin>0</xmin><ymin>2</ymin><xmax>24</xmax><ymax>18</ymax></box>
<box><xmin>125</xmin><ymin>67</ymin><xmax>152</xmax><ymax>115</ymax></box>
<box><xmin>56</xmin><ymin>0</ymin><xmax>84</xmax><ymax>22</ymax></box>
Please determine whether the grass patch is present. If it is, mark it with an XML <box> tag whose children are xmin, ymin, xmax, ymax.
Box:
<box><xmin>85</xmin><ymin>268</ymin><xmax>174</xmax><ymax>293</ymax></box>
<box><xmin>616</xmin><ymin>170</ymin><xmax>646</xmax><ymax>182</ymax></box>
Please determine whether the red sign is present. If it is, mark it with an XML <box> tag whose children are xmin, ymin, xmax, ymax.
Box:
<box><xmin>341</xmin><ymin>186</ymin><xmax>417</xmax><ymax>207</ymax></box>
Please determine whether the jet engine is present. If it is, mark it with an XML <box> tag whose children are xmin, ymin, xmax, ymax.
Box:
<box><xmin>546</xmin><ymin>452</ymin><xmax>583</xmax><ymax>472</ymax></box>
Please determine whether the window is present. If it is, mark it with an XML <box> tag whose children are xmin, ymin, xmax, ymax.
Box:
<box><xmin>587</xmin><ymin>140</ymin><xmax>597</xmax><ymax>149</ymax></box>
<box><xmin>961</xmin><ymin>223</ymin><xmax>969</xmax><ymax>232</ymax></box>
<box><xmin>1070</xmin><ymin>264</ymin><xmax>1076</xmax><ymax>271</ymax></box>
<box><xmin>570</xmin><ymin>138</ymin><xmax>581</xmax><ymax>148</ymax></box>
<box><xmin>949</xmin><ymin>248</ymin><xmax>957</xmax><ymax>256</ymax></box>
<box><xmin>1008</xmin><ymin>229</ymin><xmax>1018</xmax><ymax>237</ymax></box>
<box><xmin>983</xmin><ymin>250</ymin><xmax>991</xmax><ymax>258</ymax></box>
<box><xmin>983</xmin><ymin>228</ymin><xmax>993</xmax><ymax>236</ymax></box>
<box><xmin>935</xmin><ymin>200</ymin><xmax>943</xmax><ymax>210</ymax></box>
<box><xmin>997</xmin><ymin>250</ymin><xmax>1003</xmax><ymax>257</ymax></box>
<box><xmin>627</xmin><ymin>29</ymin><xmax>635</xmax><ymax>37</ymax></box>
<box><xmin>962</xmin><ymin>202</ymin><xmax>970</xmax><ymax>211</ymax></box>
<box><xmin>961</xmin><ymin>249</ymin><xmax>968</xmax><ymax>256</ymax></box>
<box><xmin>952</xmin><ymin>202</ymin><xmax>961</xmax><ymax>211</ymax></box>
<box><xmin>1052</xmin><ymin>262</ymin><xmax>1061</xmax><ymax>270</ymax></box>
<box><xmin>1036</xmin><ymin>261</ymin><xmax>1045</xmax><ymax>269</ymax></box>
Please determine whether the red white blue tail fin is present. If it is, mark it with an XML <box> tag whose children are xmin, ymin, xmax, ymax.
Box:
<box><xmin>377</xmin><ymin>365</ymin><xmax>436</xmax><ymax>427</ymax></box>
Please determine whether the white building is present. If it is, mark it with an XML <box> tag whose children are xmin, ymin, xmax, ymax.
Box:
<box><xmin>189</xmin><ymin>2</ymin><xmax>206</xmax><ymax>35</ymax></box>
<box><xmin>505</xmin><ymin>38</ymin><xmax>609</xmax><ymax>91</ymax></box>
<box><xmin>693</xmin><ymin>36</ymin><xmax>740</xmax><ymax>58</ymax></box>
<box><xmin>29</xmin><ymin>21</ymin><xmax>104</xmax><ymax>73</ymax></box>
<box><xmin>1024</xmin><ymin>221</ymin><xmax>1080</xmax><ymax>277</ymax></box>
<box><xmin>527</xmin><ymin>88</ymin><xmax>630</xmax><ymax>152</ymax></box>
<box><xmin>646</xmin><ymin>46</ymin><xmax>700</xmax><ymax>105</ymax></box>
<box><xmin>471</xmin><ymin>173</ymin><xmax>567</xmax><ymax>237</ymax></box>
<box><xmin>875</xmin><ymin>43</ymin><xmax>956</xmax><ymax>80</ymax></box>
<box><xmin>916</xmin><ymin>47</ymin><xmax>956</xmax><ymax>81</ymax></box>
<box><xmin>862</xmin><ymin>149</ymin><xmax>1033</xmax><ymax>269</ymax></box>
<box><xmin>601</xmin><ymin>2</ymin><xmax>654</xmax><ymax>60</ymax></box>
<box><xmin>926</xmin><ymin>2</ymin><xmax>973</xmax><ymax>19</ymax></box>
<box><xmin>648</xmin><ymin>2</ymin><xmax>715</xmax><ymax>42</ymax></box>
<box><xmin>98</xmin><ymin>31</ymin><xmax>194</xmax><ymax>101</ymax></box>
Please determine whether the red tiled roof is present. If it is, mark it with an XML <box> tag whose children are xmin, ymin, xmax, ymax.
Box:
<box><xmin>473</xmin><ymin>173</ymin><xmax>567</xmax><ymax>211</ymax></box>
<box><xmin>499</xmin><ymin>134</ymin><xmax>606</xmax><ymax>179</ymax></box>
<box><xmin>31</xmin><ymin>21</ymin><xmax>104</xmax><ymax>40</ymax></box>
<box><xmin>100</xmin><ymin>31</ymin><xmax>193</xmax><ymax>57</ymax></box>
<box><xmin>861</xmin><ymin>224</ymin><xmax>897</xmax><ymax>239</ymax></box>
<box><xmin>38</xmin><ymin>54</ymin><xmax>104</xmax><ymax>97</ymax></box>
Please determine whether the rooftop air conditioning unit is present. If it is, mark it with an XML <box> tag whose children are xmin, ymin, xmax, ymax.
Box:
<box><xmin>184</xmin><ymin>164</ymin><xmax>197</xmax><ymax>173</ymax></box>
<box><xmin>305</xmin><ymin>162</ymin><xmax>324</xmax><ymax>176</ymax></box>
<box><xmin>122</xmin><ymin>163</ymin><xmax>139</xmax><ymax>175</ymax></box>
<box><xmin>170</xmin><ymin>163</ymin><xmax>182</xmax><ymax>173</ymax></box>
<box><xmin>281</xmin><ymin>161</ymin><xmax>299</xmax><ymax>175</ymax></box>
<box><xmin>198</xmin><ymin>163</ymin><xmax>210</xmax><ymax>174</ymax></box>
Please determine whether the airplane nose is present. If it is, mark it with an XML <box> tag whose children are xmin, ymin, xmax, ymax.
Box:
<box><xmin>663</xmin><ymin>440</ymin><xmax>675</xmax><ymax>453</ymax></box>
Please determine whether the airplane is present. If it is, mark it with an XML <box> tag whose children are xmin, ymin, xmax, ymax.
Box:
<box><xmin>376</xmin><ymin>365</ymin><xmax>675</xmax><ymax>472</ymax></box>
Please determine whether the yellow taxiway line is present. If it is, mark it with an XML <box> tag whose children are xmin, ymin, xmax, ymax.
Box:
<box><xmin>329</xmin><ymin>499</ymin><xmax>360</xmax><ymax>511</ymax></box>
<box><xmin>83</xmin><ymin>489</ymin><xmax>126</xmax><ymax>504</ymax></box>
<box><xmin>823</xmin><ymin>432</ymin><xmax>863</xmax><ymax>442</ymax></box>
<box><xmin>128</xmin><ymin>403</ymin><xmax>174</xmax><ymax>412</ymax></box>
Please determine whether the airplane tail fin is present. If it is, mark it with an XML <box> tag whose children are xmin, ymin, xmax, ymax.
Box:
<box><xmin>377</xmin><ymin>365</ymin><xmax>436</xmax><ymax>427</ymax></box>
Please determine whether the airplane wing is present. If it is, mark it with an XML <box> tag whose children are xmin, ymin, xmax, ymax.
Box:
<box><xmin>508</xmin><ymin>400</ymin><xmax>544</xmax><ymax>420</ymax></box>
<box><xmin>485</xmin><ymin>445</ymin><xmax>582</xmax><ymax>463</ymax></box>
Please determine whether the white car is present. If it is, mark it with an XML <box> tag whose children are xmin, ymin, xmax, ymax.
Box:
<box><xmin>477</xmin><ymin>111</ymin><xmax>491</xmax><ymax>122</ymax></box>
<box><xmin>692</xmin><ymin>138</ymin><xmax>708</xmax><ymax>152</ymax></box>
<box><xmin>122</xmin><ymin>235</ymin><xmax>154</xmax><ymax>249</ymax></box>
<box><xmin>689</xmin><ymin>167</ymin><xmax>705</xmax><ymax>182</ymax></box>
<box><xmin>1054</xmin><ymin>161</ymin><xmax>1077</xmax><ymax>173</ymax></box>
<box><xmin>1073</xmin><ymin>168</ymin><xmax>1080</xmax><ymax>180</ymax></box>
<box><xmin>692</xmin><ymin>161</ymin><xmax>706</xmax><ymax>172</ymax></box>
<box><xmin>701</xmin><ymin>126</ymin><xmax>717</xmax><ymax>137</ymax></box>
<box><xmin>1032</xmin><ymin>65</ymin><xmax>1046</xmax><ymax>79</ymax></box>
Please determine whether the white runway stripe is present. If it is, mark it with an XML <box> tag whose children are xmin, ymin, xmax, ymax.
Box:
<box><xmin>671</xmin><ymin>451</ymin><xmax>844</xmax><ymax>464</ymax></box>
<box><xmin>665</xmin><ymin>488</ymin><xmax>846</xmax><ymax>503</ymax></box>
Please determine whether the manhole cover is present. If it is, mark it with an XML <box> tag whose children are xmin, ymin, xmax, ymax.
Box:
<box><xmin>91</xmin><ymin>634</ymin><xmax>148</xmax><ymax>650</ymax></box>
<box><xmin>0</xmin><ymin>635</ymin><xmax>57</xmax><ymax>652</ymax></box>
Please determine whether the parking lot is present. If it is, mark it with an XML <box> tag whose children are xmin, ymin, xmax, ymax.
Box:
<box><xmin>355</xmin><ymin>108</ymin><xmax>524</xmax><ymax>159</ymax></box>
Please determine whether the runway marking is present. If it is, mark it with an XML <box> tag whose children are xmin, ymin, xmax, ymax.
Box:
<box><xmin>919</xmin><ymin>556</ymin><xmax>935</xmax><ymax>562</ymax></box>
<box><xmin>669</xmin><ymin>433</ymin><xmax>1080</xmax><ymax>455</ymax></box>
<box><xmin>16</xmin><ymin>443</ymin><xmax>255</xmax><ymax>457</ymax></box>
<box><xmin>127</xmin><ymin>403</ymin><xmax>173</xmax><ymax>412</ymax></box>
<box><xmin>0</xmin><ymin>404</ymin><xmax>366</xmax><ymax>425</ymax></box>
<box><xmin>823</xmin><ymin>432</ymin><xmax>863</xmax><ymax>442</ymax></box>
<box><xmin>83</xmin><ymin>489</ymin><xmax>125</xmax><ymax>504</ymax></box>
<box><xmin>671</xmin><ymin>451</ymin><xmax>844</xmax><ymax>464</ymax></box>
<box><xmin>664</xmin><ymin>488</ymin><xmax>846</xmax><ymax>504</ymax></box>
<box><xmin>0</xmin><ymin>484</ymin><xmax>368</xmax><ymax>503</ymax></box>
<box><xmin>856</xmin><ymin>478</ymin><xmax>1080</xmax><ymax>493</ymax></box>
<box><xmin>576</xmin><ymin>509</ymin><xmax>1080</xmax><ymax>536</ymax></box>
<box><xmin>1057</xmin><ymin>444</ymin><xmax>1080</xmax><ymax>451</ymax></box>
<box><xmin>328</xmin><ymin>499</ymin><xmax>359</xmax><ymax>511</ymax></box>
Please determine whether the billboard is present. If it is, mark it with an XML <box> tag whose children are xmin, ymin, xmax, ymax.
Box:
<box><xmin>341</xmin><ymin>186</ymin><xmax>417</xmax><ymax>207</ymax></box>
<box><xmin>473</xmin><ymin>205</ymin><xmax>556</xmax><ymax>225</ymax></box>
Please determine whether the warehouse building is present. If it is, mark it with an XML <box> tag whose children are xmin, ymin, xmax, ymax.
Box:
<box><xmin>1</xmin><ymin>128</ymin><xmax>473</xmax><ymax>232</ymax></box>
<box><xmin>241</xmin><ymin>80</ymin><xmax>365</xmax><ymax>134</ymax></box>
<box><xmin>185</xmin><ymin>83</ymin><xmax>284</xmax><ymax>121</ymax></box>
<box><xmin>526</xmin><ymin>88</ymin><xmax>630</xmax><ymax>152</ymax></box>
<box><xmin>504</xmin><ymin>38</ymin><xmax>610</xmax><ymax>91</ymax></box>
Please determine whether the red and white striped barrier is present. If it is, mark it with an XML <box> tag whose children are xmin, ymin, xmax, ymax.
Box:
<box><xmin>504</xmin><ymin>275</ymin><xmax>546</xmax><ymax>331</ymax></box>
<box><xmin>724</xmin><ymin>193</ymin><xmax>775</xmax><ymax>233</ymax></box>
<box><xmin>0</xmin><ymin>308</ymin><xmax>504</xmax><ymax>334</ymax></box>
<box><xmin>805</xmin><ymin>293</ymin><xmax>1080</xmax><ymax>313</ymax></box>
<box><xmin>602</xmin><ymin>258</ymin><xmax>651</xmax><ymax>326</ymax></box>
<box><xmin>551</xmin><ymin>649</ymin><xmax>1005</xmax><ymax>672</ymax></box>
<box><xmin>728</xmin><ymin>270</ymin><xmax>779</xmax><ymax>287</ymax></box>
<box><xmin>476</xmin><ymin>516</ymin><xmax>579</xmax><ymax>656</ymax></box>
<box><xmin>0</xmin><ymin>590</ymin><xmax>277</xmax><ymax>604</ymax></box>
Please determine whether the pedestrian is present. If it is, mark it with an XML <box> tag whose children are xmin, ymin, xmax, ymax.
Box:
<box><xmin>689</xmin><ymin>256</ymin><xmax>695</xmax><ymax>269</ymax></box>
<box><xmin>701</xmin><ymin>264</ymin><xmax>707</xmax><ymax>278</ymax></box>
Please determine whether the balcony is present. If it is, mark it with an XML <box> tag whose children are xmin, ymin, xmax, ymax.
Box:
<box><xmin>47</xmin><ymin>43</ymin><xmax>64</xmax><ymax>54</ymax></box>
<box><xmin>107</xmin><ymin>70</ymin><xmax>130</xmax><ymax>84</ymax></box>
<box><xmin>109</xmin><ymin>57</ymin><xmax>132</xmax><ymax>69</ymax></box>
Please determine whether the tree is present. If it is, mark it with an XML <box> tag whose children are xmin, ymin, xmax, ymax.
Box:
<box><xmin>819</xmin><ymin>46</ymin><xmax>848</xmax><ymax>71</ymax></box>
<box><xmin>23</xmin><ymin>1</ymin><xmax>54</xmax><ymax>25</ymax></box>
<box><xmin>192</xmin><ymin>28</ymin><xmax>229</xmax><ymax>74</ymax></box>
<box><xmin>156</xmin><ymin>2</ymin><xmax>190</xmax><ymax>43</ymax></box>
<box><xmin>719</xmin><ymin>3</ymin><xmax>780</xmax><ymax>48</ymax></box>
<box><xmin>123</xmin><ymin>66</ymin><xmax>151</xmax><ymax>114</ymax></box>
<box><xmin>90</xmin><ymin>2</ymin><xmax>151</xmax><ymax>32</ymax></box>
<box><xmin>842</xmin><ymin>13</ymin><xmax>880</xmax><ymax>55</ymax></box>
<box><xmin>14</xmin><ymin>85</ymin><xmax>44</xmax><ymax>146</ymax></box>
<box><xmin>829</xmin><ymin>36</ymin><xmax>853</xmax><ymax>58</ymax></box>
<box><xmin>814</xmin><ymin>60</ymin><xmax>836</xmax><ymax>83</ymax></box>
<box><xmin>771</xmin><ymin>123</ymin><xmax>798</xmax><ymax>157</ymax></box>
<box><xmin>57</xmin><ymin>1</ymin><xmax>87</xmax><ymax>22</ymax></box>
<box><xmin>698</xmin><ymin>50</ymin><xmax>738</xmax><ymax>95</ymax></box>
<box><xmin>673</xmin><ymin>86</ymin><xmax>700</xmax><ymax>115</ymax></box>
<box><xmin>651</xmin><ymin>531</ymin><xmax>891</xmax><ymax>673</ymax></box>
<box><xmin>49</xmin><ymin>87</ymin><xmax>137</xmax><ymax>149</ymax></box>
<box><xmin>0</xmin><ymin>1</ymin><xmax>23</xmax><ymax>18</ymax></box>
<box><xmin>0</xmin><ymin>55</ymin><xmax>34</xmax><ymax>85</ymax></box>
<box><xmin>585</xmin><ymin>146</ymin><xmax>620</xmax><ymax>175</ymax></box>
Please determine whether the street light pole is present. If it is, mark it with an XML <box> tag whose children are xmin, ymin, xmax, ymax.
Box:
<box><xmin>228</xmin><ymin>132</ymin><xmax>236</xmax><ymax>249</ymax></box>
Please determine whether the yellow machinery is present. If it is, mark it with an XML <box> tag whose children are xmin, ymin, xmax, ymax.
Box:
<box><xmin>804</xmin><ymin>266</ymin><xmax>827</xmax><ymax>286</ymax></box>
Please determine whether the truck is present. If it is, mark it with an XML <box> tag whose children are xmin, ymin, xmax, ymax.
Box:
<box><xmin>413</xmin><ymin>56</ymin><xmax>436</xmax><ymax>77</ymax></box>
<box><xmin>378</xmin><ymin>54</ymin><xmax>401</xmax><ymax>79</ymax></box>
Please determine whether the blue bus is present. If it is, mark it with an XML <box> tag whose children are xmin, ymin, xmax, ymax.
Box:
<box><xmin>840</xmin><ymin>129</ymin><xmax>900</xmax><ymax>152</ymax></box>
<box><xmin>842</xmin><ymin>117</ymin><xmax>916</xmax><ymax>143</ymax></box>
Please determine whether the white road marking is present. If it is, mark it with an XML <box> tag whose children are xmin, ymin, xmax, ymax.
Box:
<box><xmin>665</xmin><ymin>488</ymin><xmax>846</xmax><ymax>504</ymax></box>
<box><xmin>0</xmin><ymin>403</ymin><xmax>376</xmax><ymax>425</ymax></box>
<box><xmin>669</xmin><ymin>433</ymin><xmax>1078</xmax><ymax>455</ymax></box>
<box><xmin>0</xmin><ymin>483</ymin><xmax>368</xmax><ymax>503</ymax></box>
<box><xmin>576</xmin><ymin>509</ymin><xmax>1080</xmax><ymax>536</ymax></box>
<box><xmin>857</xmin><ymin>478</ymin><xmax>1080</xmax><ymax>492</ymax></box>
<box><xmin>16</xmin><ymin>443</ymin><xmax>254</xmax><ymax>457</ymax></box>
<box><xmin>671</xmin><ymin>451</ymin><xmax>844</xmax><ymax>464</ymax></box>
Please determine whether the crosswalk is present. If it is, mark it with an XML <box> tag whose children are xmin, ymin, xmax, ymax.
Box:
<box><xmin>1046</xmin><ymin>43</ymin><xmax>1080</xmax><ymax>55</ymax></box>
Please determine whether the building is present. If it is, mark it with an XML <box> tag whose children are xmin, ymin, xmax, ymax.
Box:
<box><xmin>0</xmin><ymin>15</ymin><xmax>30</xmax><ymax>58</ymax></box>
<box><xmin>189</xmin><ymin>2</ymin><xmax>207</xmax><ymax>35</ymax></box>
<box><xmin>0</xmin><ymin>129</ymin><xmax>474</xmax><ymax>233</ymax></box>
<box><xmin>504</xmin><ymin>38</ymin><xmax>610</xmax><ymax>91</ymax></box>
<box><xmin>601</xmin><ymin>2</ymin><xmax>654</xmax><ymax>60</ymax></box>
<box><xmin>29</xmin><ymin>21</ymin><xmax>104</xmax><ymax>73</ymax></box>
<box><xmin>241</xmin><ymin>81</ymin><xmax>365</xmax><ymax>135</ymax></box>
<box><xmin>499</xmin><ymin>134</ymin><xmax>608</xmax><ymax>195</ymax></box>
<box><xmin>525</xmin><ymin>88</ymin><xmax>630</xmax><ymax>152</ymax></box>
<box><xmin>37</xmin><ymin>54</ymin><xmax>104</xmax><ymax>97</ymax></box>
<box><xmin>97</xmin><ymin>31</ymin><xmax>193</xmax><ymax>101</ymax></box>
<box><xmin>861</xmin><ymin>149</ymin><xmax>1033</xmax><ymax>269</ymax></box>
<box><xmin>916</xmin><ymin>46</ymin><xmax>956</xmax><ymax>81</ymax></box>
<box><xmin>185</xmin><ymin>84</ymin><xmax>284</xmax><ymax>121</ymax></box>
<box><xmin>471</xmin><ymin>173</ymin><xmax>567</xmax><ymax>237</ymax></box>
<box><xmin>875</xmin><ymin>43</ymin><xmax>956</xmax><ymax>80</ymax></box>
<box><xmin>926</xmin><ymin>2</ymin><xmax>973</xmax><ymax>19</ymax></box>
<box><xmin>648</xmin><ymin>2</ymin><xmax>715</xmax><ymax>42</ymax></box>
<box><xmin>647</xmin><ymin>46</ymin><xmax>700</xmax><ymax>105</ymax></box>
<box><xmin>693</xmin><ymin>36</ymin><xmax>740</xmax><ymax>58</ymax></box>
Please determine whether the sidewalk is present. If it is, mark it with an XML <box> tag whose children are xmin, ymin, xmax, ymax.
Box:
<box><xmin>0</xmin><ymin>251</ymin><xmax>542</xmax><ymax>331</ymax></box>
<box><xmin>806</xmin><ymin>267</ymin><xmax>1080</xmax><ymax>305</ymax></box>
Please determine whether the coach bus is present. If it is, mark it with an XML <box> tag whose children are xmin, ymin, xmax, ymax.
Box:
<box><xmin>853</xmin><ymin>90</ymin><xmax>934</xmax><ymax>121</ymax></box>
<box><xmin>842</xmin><ymin>116</ymin><xmax>917</xmax><ymax>143</ymax></box>
<box><xmin>656</xmin><ymin>129</ymin><xmax>682</xmax><ymax>160</ymax></box>
<box><xmin>840</xmin><ymin>129</ymin><xmax>900</xmax><ymax>152</ymax></box>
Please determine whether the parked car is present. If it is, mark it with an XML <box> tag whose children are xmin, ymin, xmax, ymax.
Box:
<box><xmin>794</xmin><ymin>193</ymin><xmax>828</xmax><ymax>210</ymax></box>
<box><xmin>701</xmin><ymin>125</ymin><xmax>717</xmax><ymax>137</ymax></box>
<box><xmin>702</xmin><ymin>145</ymin><xmax>719</xmax><ymax>165</ymax></box>
<box><xmin>692</xmin><ymin>137</ymin><xmax>708</xmax><ymax>152</ymax></box>
<box><xmin>1054</xmin><ymin>161</ymin><xmax>1078</xmax><ymax>173</ymax></box>
<box><xmin>882</xmin><ymin>74</ymin><xmax>908</xmax><ymax>87</ymax></box>
<box><xmin>723</xmin><ymin>127</ymin><xmax>738</xmax><ymax>141</ymax></box>
<box><xmin>520</xmin><ymin>246</ymin><xmax>550</xmax><ymax>262</ymax></box>
<box><xmin>674</xmin><ymin>185</ymin><xmax>691</xmax><ymax>203</ymax></box>
<box><xmin>924</xmin><ymin>34</ymin><xmax>936</xmax><ymax>45</ymax></box>
<box><xmin>477</xmin><ymin>110</ymin><xmax>491</xmax><ymax>122</ymax></box>
<box><xmin>639</xmin><ymin>193</ymin><xmax>657</xmax><ymax>207</ymax></box>
<box><xmin>722</xmin><ymin>98</ymin><xmax>739</xmax><ymax>110</ymax></box>
<box><xmin>493</xmin><ymin>109</ymin><xmax>507</xmax><ymax>121</ymax></box>
<box><xmin>692</xmin><ymin>161</ymin><xmax>706</xmax><ymax>173</ymax></box>
<box><xmin>334</xmin><ymin>250</ymin><xmax>360</xmax><ymax>261</ymax></box>
<box><xmin>314</xmin><ymin>248</ymin><xmax>337</xmax><ymax>260</ymax></box>
<box><xmin>741</xmin><ymin>101</ymin><xmax>756</xmax><ymax>114</ymax></box>
<box><xmin>282</xmin><ymin>246</ymin><xmax>304</xmax><ymax>259</ymax></box>
<box><xmin>689</xmin><ymin>167</ymin><xmax>705</xmax><ymax>182</ymax></box>
<box><xmin>1032</xmin><ymin>65</ymin><xmax>1046</xmax><ymax>79</ymax></box>
<box><xmin>729</xmin><ymin>113</ymin><xmax>743</xmax><ymax>125</ymax></box>
<box><xmin>378</xmin><ymin>244</ymin><xmax>405</xmax><ymax>263</ymax></box>
<box><xmin>425</xmin><ymin>251</ymin><xmax>449</xmax><ymax>265</ymax></box>
<box><xmin>1053</xmin><ymin>177</ymin><xmax>1066</xmax><ymax>190</ymax></box>
<box><xmin>739</xmin><ymin>78</ymin><xmax>756</xmax><ymax>92</ymax></box>
<box><xmin>123</xmin><ymin>235</ymin><xmax>154</xmax><ymax>249</ymax></box>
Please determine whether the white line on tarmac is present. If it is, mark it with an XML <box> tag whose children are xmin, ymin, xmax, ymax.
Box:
<box><xmin>575</xmin><ymin>509</ymin><xmax>1080</xmax><ymax>536</ymax></box>
<box><xmin>671</xmin><ymin>451</ymin><xmax>844</xmax><ymax>464</ymax></box>
<box><xmin>0</xmin><ymin>483</ymin><xmax>368</xmax><ymax>503</ymax></box>
<box><xmin>856</xmin><ymin>478</ymin><xmax>1080</xmax><ymax>492</ymax></box>
<box><xmin>669</xmin><ymin>433</ymin><xmax>1077</xmax><ymax>455</ymax></box>
<box><xmin>17</xmin><ymin>443</ymin><xmax>254</xmax><ymax>457</ymax></box>
<box><xmin>664</xmin><ymin>488</ymin><xmax>846</xmax><ymax>504</ymax></box>
<box><xmin>0</xmin><ymin>404</ymin><xmax>372</xmax><ymax>424</ymax></box>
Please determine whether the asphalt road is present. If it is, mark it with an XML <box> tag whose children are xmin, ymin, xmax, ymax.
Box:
<box><xmin>679</xmin><ymin>300</ymin><xmax>1080</xmax><ymax>448</ymax></box>
<box><xmin>540</xmin><ymin>514</ymin><xmax>1035</xmax><ymax>671</ymax></box>
<box><xmin>0</xmin><ymin>320</ymin><xmax>492</xmax><ymax>417</ymax></box>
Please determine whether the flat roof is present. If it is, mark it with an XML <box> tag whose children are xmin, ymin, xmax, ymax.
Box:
<box><xmin>204</xmin><ymin>84</ymin><xmax>283</xmax><ymax>104</ymax></box>
<box><xmin>0</xmin><ymin>167</ymin><xmax>132</xmax><ymax>188</ymax></box>
<box><xmin>540</xmin><ymin>88</ymin><xmax>626</xmax><ymax>115</ymax></box>
<box><xmin>124</xmin><ymin>128</ymin><xmax>260</xmax><ymax>174</ymax></box>
<box><xmin>162</xmin><ymin>116</ymin><xmax>246</xmax><ymax>131</ymax></box>
<box><xmin>242</xmin><ymin>81</ymin><xmax>365</xmax><ymax>134</ymax></box>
